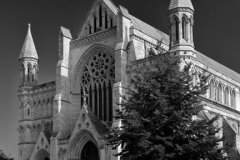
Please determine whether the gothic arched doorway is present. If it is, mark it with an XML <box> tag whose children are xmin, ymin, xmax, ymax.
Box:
<box><xmin>35</xmin><ymin>149</ymin><xmax>50</xmax><ymax>160</ymax></box>
<box><xmin>67</xmin><ymin>129</ymin><xmax>100</xmax><ymax>160</ymax></box>
<box><xmin>81</xmin><ymin>141</ymin><xmax>99</xmax><ymax>160</ymax></box>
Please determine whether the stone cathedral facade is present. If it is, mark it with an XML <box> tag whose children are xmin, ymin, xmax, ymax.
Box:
<box><xmin>17</xmin><ymin>0</ymin><xmax>240</xmax><ymax>159</ymax></box>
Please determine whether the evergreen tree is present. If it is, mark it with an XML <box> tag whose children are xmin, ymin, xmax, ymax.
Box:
<box><xmin>106</xmin><ymin>51</ymin><xmax>228</xmax><ymax>160</ymax></box>
<box><xmin>0</xmin><ymin>150</ymin><xmax>14</xmax><ymax>160</ymax></box>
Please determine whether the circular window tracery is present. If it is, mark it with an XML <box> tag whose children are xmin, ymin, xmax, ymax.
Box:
<box><xmin>81</xmin><ymin>68</ymin><xmax>91</xmax><ymax>87</ymax></box>
<box><xmin>87</xmin><ymin>52</ymin><xmax>113</xmax><ymax>79</ymax></box>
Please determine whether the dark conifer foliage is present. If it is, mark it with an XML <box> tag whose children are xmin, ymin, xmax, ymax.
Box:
<box><xmin>106</xmin><ymin>51</ymin><xmax>229</xmax><ymax>159</ymax></box>
<box><xmin>0</xmin><ymin>150</ymin><xmax>14</xmax><ymax>160</ymax></box>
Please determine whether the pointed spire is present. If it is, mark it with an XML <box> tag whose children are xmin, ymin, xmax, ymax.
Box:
<box><xmin>19</xmin><ymin>24</ymin><xmax>38</xmax><ymax>59</ymax></box>
<box><xmin>169</xmin><ymin>0</ymin><xmax>194</xmax><ymax>11</ymax></box>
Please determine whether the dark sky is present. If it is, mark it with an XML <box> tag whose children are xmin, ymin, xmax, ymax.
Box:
<box><xmin>0</xmin><ymin>0</ymin><xmax>239</xmax><ymax>158</ymax></box>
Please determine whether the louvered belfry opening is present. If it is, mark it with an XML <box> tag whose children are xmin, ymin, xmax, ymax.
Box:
<box><xmin>80</xmin><ymin>51</ymin><xmax>115</xmax><ymax>122</ymax></box>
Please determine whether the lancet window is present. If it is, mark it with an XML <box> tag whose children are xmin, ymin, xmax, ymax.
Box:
<box><xmin>20</xmin><ymin>64</ymin><xmax>25</xmax><ymax>84</ymax></box>
<box><xmin>209</xmin><ymin>80</ymin><xmax>215</xmax><ymax>99</ymax></box>
<box><xmin>80</xmin><ymin>51</ymin><xmax>115</xmax><ymax>122</ymax></box>
<box><xmin>27</xmin><ymin>64</ymin><xmax>31</xmax><ymax>82</ymax></box>
<box><xmin>182</xmin><ymin>17</ymin><xmax>187</xmax><ymax>40</ymax></box>
<box><xmin>32</xmin><ymin>65</ymin><xmax>36</xmax><ymax>82</ymax></box>
<box><xmin>231</xmin><ymin>90</ymin><xmax>236</xmax><ymax>108</ymax></box>
<box><xmin>94</xmin><ymin>15</ymin><xmax>97</xmax><ymax>33</ymax></box>
<box><xmin>110</xmin><ymin>17</ymin><xmax>113</xmax><ymax>28</ymax></box>
<box><xmin>224</xmin><ymin>87</ymin><xmax>229</xmax><ymax>106</ymax></box>
<box><xmin>89</xmin><ymin>24</ymin><xmax>92</xmax><ymax>34</ymax></box>
<box><xmin>217</xmin><ymin>84</ymin><xmax>222</xmax><ymax>103</ymax></box>
<box><xmin>175</xmin><ymin>17</ymin><xmax>179</xmax><ymax>41</ymax></box>
<box><xmin>99</xmin><ymin>5</ymin><xmax>102</xmax><ymax>27</ymax></box>
<box><xmin>105</xmin><ymin>11</ymin><xmax>108</xmax><ymax>29</ymax></box>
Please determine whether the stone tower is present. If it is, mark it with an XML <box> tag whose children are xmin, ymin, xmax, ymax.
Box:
<box><xmin>18</xmin><ymin>24</ymin><xmax>39</xmax><ymax>160</ymax></box>
<box><xmin>168</xmin><ymin>0</ymin><xmax>195</xmax><ymax>58</ymax></box>
<box><xmin>19</xmin><ymin>24</ymin><xmax>39</xmax><ymax>88</ymax></box>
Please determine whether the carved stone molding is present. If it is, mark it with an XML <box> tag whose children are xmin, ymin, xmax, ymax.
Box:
<box><xmin>70</xmin><ymin>27</ymin><xmax>117</xmax><ymax>48</ymax></box>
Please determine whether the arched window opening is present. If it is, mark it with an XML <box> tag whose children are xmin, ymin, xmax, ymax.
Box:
<box><xmin>110</xmin><ymin>17</ymin><xmax>113</xmax><ymax>28</ymax></box>
<box><xmin>175</xmin><ymin>18</ymin><xmax>179</xmax><ymax>41</ymax></box>
<box><xmin>182</xmin><ymin>17</ymin><xmax>187</xmax><ymax>40</ymax></box>
<box><xmin>214</xmin><ymin>83</ymin><xmax>218</xmax><ymax>101</ymax></box>
<box><xmin>94</xmin><ymin>15</ymin><xmax>97</xmax><ymax>33</ymax></box>
<box><xmin>21</xmin><ymin>64</ymin><xmax>25</xmax><ymax>83</ymax></box>
<box><xmin>105</xmin><ymin>11</ymin><xmax>108</xmax><ymax>29</ymax></box>
<box><xmin>80</xmin><ymin>52</ymin><xmax>115</xmax><ymax>122</ymax></box>
<box><xmin>32</xmin><ymin>65</ymin><xmax>35</xmax><ymax>82</ymax></box>
<box><xmin>217</xmin><ymin>84</ymin><xmax>222</xmax><ymax>103</ymax></box>
<box><xmin>27</xmin><ymin>64</ymin><xmax>31</xmax><ymax>82</ymax></box>
<box><xmin>231</xmin><ymin>90</ymin><xmax>236</xmax><ymax>108</ymax></box>
<box><xmin>89</xmin><ymin>24</ymin><xmax>92</xmax><ymax>34</ymax></box>
<box><xmin>28</xmin><ymin>108</ymin><xmax>30</xmax><ymax>116</ymax></box>
<box><xmin>225</xmin><ymin>87</ymin><xmax>229</xmax><ymax>106</ymax></box>
<box><xmin>99</xmin><ymin>5</ymin><xmax>102</xmax><ymax>27</ymax></box>
<box><xmin>210</xmin><ymin>80</ymin><xmax>215</xmax><ymax>99</ymax></box>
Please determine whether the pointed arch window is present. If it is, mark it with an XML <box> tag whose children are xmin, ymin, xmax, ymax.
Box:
<box><xmin>32</xmin><ymin>65</ymin><xmax>36</xmax><ymax>83</ymax></box>
<box><xmin>224</xmin><ymin>87</ymin><xmax>230</xmax><ymax>106</ymax></box>
<box><xmin>99</xmin><ymin>5</ymin><xmax>102</xmax><ymax>27</ymax></box>
<box><xmin>80</xmin><ymin>51</ymin><xmax>115</xmax><ymax>122</ymax></box>
<box><xmin>27</xmin><ymin>64</ymin><xmax>31</xmax><ymax>82</ymax></box>
<box><xmin>105</xmin><ymin>11</ymin><xmax>108</xmax><ymax>29</ymax></box>
<box><xmin>182</xmin><ymin>17</ymin><xmax>187</xmax><ymax>40</ymax></box>
<box><xmin>28</xmin><ymin>108</ymin><xmax>30</xmax><ymax>116</ymax></box>
<box><xmin>231</xmin><ymin>90</ymin><xmax>236</xmax><ymax>108</ymax></box>
<box><xmin>110</xmin><ymin>17</ymin><xmax>113</xmax><ymax>28</ymax></box>
<box><xmin>175</xmin><ymin>17</ymin><xmax>179</xmax><ymax>41</ymax></box>
<box><xmin>21</xmin><ymin>64</ymin><xmax>25</xmax><ymax>83</ymax></box>
<box><xmin>217</xmin><ymin>84</ymin><xmax>222</xmax><ymax>103</ymax></box>
<box><xmin>209</xmin><ymin>80</ymin><xmax>215</xmax><ymax>99</ymax></box>
<box><xmin>89</xmin><ymin>24</ymin><xmax>92</xmax><ymax>34</ymax></box>
<box><xmin>94</xmin><ymin>15</ymin><xmax>97</xmax><ymax>33</ymax></box>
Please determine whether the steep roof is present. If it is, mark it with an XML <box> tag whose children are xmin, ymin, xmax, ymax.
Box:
<box><xmin>19</xmin><ymin>24</ymin><xmax>38</xmax><ymax>59</ymax></box>
<box><xmin>130</xmin><ymin>15</ymin><xmax>170</xmax><ymax>45</ymax></box>
<box><xmin>119</xmin><ymin>5</ymin><xmax>169</xmax><ymax>45</ymax></box>
<box><xmin>169</xmin><ymin>0</ymin><xmax>194</xmax><ymax>11</ymax></box>
<box><xmin>85</xmin><ymin>105</ymin><xmax>109</xmax><ymax>136</ymax></box>
<box><xmin>124</xmin><ymin>8</ymin><xmax>240</xmax><ymax>83</ymax></box>
<box><xmin>196</xmin><ymin>51</ymin><xmax>240</xmax><ymax>83</ymax></box>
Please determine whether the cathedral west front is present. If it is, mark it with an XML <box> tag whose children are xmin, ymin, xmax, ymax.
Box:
<box><xmin>17</xmin><ymin>0</ymin><xmax>240</xmax><ymax>159</ymax></box>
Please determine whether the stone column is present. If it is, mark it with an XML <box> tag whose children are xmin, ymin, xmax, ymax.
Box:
<box><xmin>50</xmin><ymin>137</ymin><xmax>59</xmax><ymax>160</ymax></box>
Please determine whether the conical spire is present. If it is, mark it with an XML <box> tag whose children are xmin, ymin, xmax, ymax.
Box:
<box><xmin>19</xmin><ymin>24</ymin><xmax>38</xmax><ymax>59</ymax></box>
<box><xmin>169</xmin><ymin>0</ymin><xmax>194</xmax><ymax>11</ymax></box>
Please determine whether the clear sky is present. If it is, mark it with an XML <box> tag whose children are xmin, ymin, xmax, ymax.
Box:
<box><xmin>0</xmin><ymin>0</ymin><xmax>239</xmax><ymax>158</ymax></box>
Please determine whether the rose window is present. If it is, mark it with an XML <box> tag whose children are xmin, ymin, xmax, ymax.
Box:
<box><xmin>88</xmin><ymin>52</ymin><xmax>112</xmax><ymax>78</ymax></box>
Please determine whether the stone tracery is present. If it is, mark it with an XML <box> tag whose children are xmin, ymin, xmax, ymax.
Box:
<box><xmin>78</xmin><ymin>46</ymin><xmax>115</xmax><ymax>122</ymax></box>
